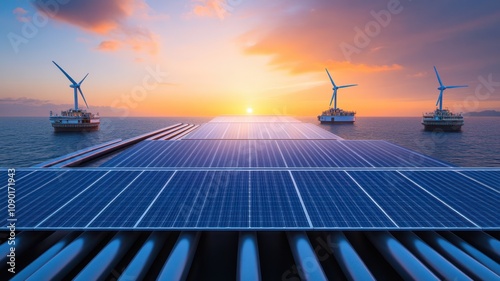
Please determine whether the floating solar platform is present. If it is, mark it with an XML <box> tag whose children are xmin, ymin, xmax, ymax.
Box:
<box><xmin>4</xmin><ymin>168</ymin><xmax>499</xmax><ymax>230</ymax></box>
<box><xmin>5</xmin><ymin>116</ymin><xmax>499</xmax><ymax>231</ymax></box>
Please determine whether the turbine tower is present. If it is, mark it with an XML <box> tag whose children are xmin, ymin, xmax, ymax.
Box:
<box><xmin>52</xmin><ymin>61</ymin><xmax>89</xmax><ymax>111</ymax></box>
<box><xmin>433</xmin><ymin>66</ymin><xmax>467</xmax><ymax>111</ymax></box>
<box><xmin>325</xmin><ymin>68</ymin><xmax>357</xmax><ymax>109</ymax></box>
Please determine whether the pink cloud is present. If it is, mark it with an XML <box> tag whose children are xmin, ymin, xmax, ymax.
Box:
<box><xmin>33</xmin><ymin>0</ymin><xmax>161</xmax><ymax>56</ymax></box>
<box><xmin>13</xmin><ymin>7</ymin><xmax>30</xmax><ymax>23</ymax></box>
<box><xmin>189</xmin><ymin>0</ymin><xmax>237</xmax><ymax>19</ymax></box>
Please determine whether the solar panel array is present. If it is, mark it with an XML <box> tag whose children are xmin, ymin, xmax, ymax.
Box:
<box><xmin>184</xmin><ymin>122</ymin><xmax>340</xmax><ymax>140</ymax></box>
<box><xmin>101</xmin><ymin>140</ymin><xmax>448</xmax><ymax>168</ymax></box>
<box><xmin>8</xmin><ymin>116</ymin><xmax>499</xmax><ymax>230</ymax></box>
<box><xmin>5</xmin><ymin>169</ymin><xmax>499</xmax><ymax>230</ymax></box>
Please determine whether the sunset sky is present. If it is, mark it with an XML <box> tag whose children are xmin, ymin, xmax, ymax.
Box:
<box><xmin>1</xmin><ymin>0</ymin><xmax>500</xmax><ymax>117</ymax></box>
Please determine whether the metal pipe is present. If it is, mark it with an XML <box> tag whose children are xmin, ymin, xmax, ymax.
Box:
<box><xmin>26</xmin><ymin>232</ymin><xmax>107</xmax><ymax>281</ymax></box>
<box><xmin>328</xmin><ymin>232</ymin><xmax>375</xmax><ymax>281</ymax></box>
<box><xmin>286</xmin><ymin>232</ymin><xmax>327</xmax><ymax>281</ymax></box>
<box><xmin>458</xmin><ymin>231</ymin><xmax>500</xmax><ymax>261</ymax></box>
<box><xmin>74</xmin><ymin>232</ymin><xmax>139</xmax><ymax>281</ymax></box>
<box><xmin>393</xmin><ymin>231</ymin><xmax>470</xmax><ymax>280</ymax></box>
<box><xmin>157</xmin><ymin>232</ymin><xmax>201</xmax><ymax>281</ymax></box>
<box><xmin>439</xmin><ymin>231</ymin><xmax>500</xmax><ymax>275</ymax></box>
<box><xmin>237</xmin><ymin>232</ymin><xmax>261</xmax><ymax>281</ymax></box>
<box><xmin>418</xmin><ymin>231</ymin><xmax>498</xmax><ymax>280</ymax></box>
<box><xmin>366</xmin><ymin>231</ymin><xmax>439</xmax><ymax>280</ymax></box>
<box><xmin>119</xmin><ymin>232</ymin><xmax>169</xmax><ymax>281</ymax></box>
<box><xmin>12</xmin><ymin>232</ymin><xmax>79</xmax><ymax>281</ymax></box>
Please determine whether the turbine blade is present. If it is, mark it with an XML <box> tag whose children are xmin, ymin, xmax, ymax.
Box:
<box><xmin>325</xmin><ymin>68</ymin><xmax>336</xmax><ymax>87</ymax></box>
<box><xmin>445</xmin><ymin>85</ymin><xmax>468</xmax><ymax>89</ymax></box>
<box><xmin>338</xmin><ymin>84</ymin><xmax>358</xmax><ymax>88</ymax></box>
<box><xmin>435</xmin><ymin>90</ymin><xmax>443</xmax><ymax>106</ymax></box>
<box><xmin>329</xmin><ymin>90</ymin><xmax>336</xmax><ymax>107</ymax></box>
<box><xmin>52</xmin><ymin>61</ymin><xmax>77</xmax><ymax>84</ymax></box>
<box><xmin>79</xmin><ymin>73</ymin><xmax>89</xmax><ymax>85</ymax></box>
<box><xmin>78</xmin><ymin>87</ymin><xmax>89</xmax><ymax>108</ymax></box>
<box><xmin>433</xmin><ymin>66</ymin><xmax>444</xmax><ymax>87</ymax></box>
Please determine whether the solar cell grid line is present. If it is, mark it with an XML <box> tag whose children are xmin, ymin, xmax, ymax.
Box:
<box><xmin>150</xmin><ymin>141</ymin><xmax>199</xmax><ymax>167</ymax></box>
<box><xmin>276</xmin><ymin>123</ymin><xmax>294</xmax><ymax>139</ymax></box>
<box><xmin>348</xmin><ymin>171</ymin><xmax>478</xmax><ymax>228</ymax></box>
<box><xmin>312</xmin><ymin>140</ymin><xmax>371</xmax><ymax>167</ymax></box>
<box><xmin>377</xmin><ymin>141</ymin><xmax>452</xmax><ymax>167</ymax></box>
<box><xmin>341</xmin><ymin>141</ymin><xmax>412</xmax><ymax>167</ymax></box>
<box><xmin>455</xmin><ymin>171</ymin><xmax>500</xmax><ymax>193</ymax></box>
<box><xmin>137</xmin><ymin>171</ymin><xmax>250</xmax><ymax>228</ymax></box>
<box><xmin>192</xmin><ymin>171</ymin><xmax>249</xmax><ymax>227</ymax></box>
<box><xmin>400</xmin><ymin>171</ymin><xmax>499</xmax><ymax>228</ymax></box>
<box><xmin>101</xmin><ymin>141</ymin><xmax>156</xmax><ymax>167</ymax></box>
<box><xmin>89</xmin><ymin>171</ymin><xmax>175</xmax><ymax>228</ymax></box>
<box><xmin>85</xmin><ymin>171</ymin><xmax>145</xmax><ymax>227</ymax></box>
<box><xmin>250</xmin><ymin>171</ymin><xmax>310</xmax><ymax>228</ymax></box>
<box><xmin>361</xmin><ymin>140</ymin><xmax>446</xmax><ymax>168</ymax></box>
<box><xmin>183</xmin><ymin>140</ymin><xmax>223</xmax><ymax>167</ymax></box>
<box><xmin>15</xmin><ymin>171</ymin><xmax>109</xmax><ymax>228</ymax></box>
<box><xmin>335</xmin><ymin>141</ymin><xmax>381</xmax><ymax>167</ymax></box>
<box><xmin>277</xmin><ymin>140</ymin><xmax>330</xmax><ymax>167</ymax></box>
<box><xmin>16</xmin><ymin>171</ymin><xmax>68</xmax><ymax>200</ymax></box>
<box><xmin>0</xmin><ymin>170</ymin><xmax>42</xmax><ymax>191</ymax></box>
<box><xmin>291</xmin><ymin>171</ymin><xmax>396</xmax><ymax>228</ymax></box>
<box><xmin>122</xmin><ymin>141</ymin><xmax>172</xmax><ymax>167</ymax></box>
<box><xmin>250</xmin><ymin>140</ymin><xmax>285</xmax><ymax>167</ymax></box>
<box><xmin>292</xmin><ymin>123</ymin><xmax>322</xmax><ymax>139</ymax></box>
<box><xmin>133</xmin><ymin>171</ymin><xmax>177</xmax><ymax>227</ymax></box>
<box><xmin>38</xmin><ymin>171</ymin><xmax>143</xmax><ymax>228</ymax></box>
<box><xmin>331</xmin><ymin>141</ymin><xmax>374</xmax><ymax>167</ymax></box>
<box><xmin>350</xmin><ymin>141</ymin><xmax>417</xmax><ymax>167</ymax></box>
<box><xmin>102</xmin><ymin>141</ymin><xmax>155</xmax><ymax>167</ymax></box>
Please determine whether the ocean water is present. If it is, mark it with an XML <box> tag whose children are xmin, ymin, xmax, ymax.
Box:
<box><xmin>1</xmin><ymin>116</ymin><xmax>499</xmax><ymax>167</ymax></box>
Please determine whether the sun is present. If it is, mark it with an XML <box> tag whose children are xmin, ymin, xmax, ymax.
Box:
<box><xmin>246</xmin><ymin>107</ymin><xmax>253</xmax><ymax>114</ymax></box>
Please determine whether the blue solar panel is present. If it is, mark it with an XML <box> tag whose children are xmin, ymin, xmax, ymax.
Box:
<box><xmin>349</xmin><ymin>171</ymin><xmax>477</xmax><ymax>228</ymax></box>
<box><xmin>184</xmin><ymin>122</ymin><xmax>340</xmax><ymax>140</ymax></box>
<box><xmin>311</xmin><ymin>141</ymin><xmax>371</xmax><ymax>167</ymax></box>
<box><xmin>401</xmin><ymin>171</ymin><xmax>500</xmax><ymax>227</ymax></box>
<box><xmin>249</xmin><ymin>140</ymin><xmax>285</xmax><ymax>167</ymax></box>
<box><xmin>250</xmin><ymin>171</ymin><xmax>310</xmax><ymax>228</ymax></box>
<box><xmin>88</xmin><ymin>171</ymin><xmax>174</xmax><ymax>227</ymax></box>
<box><xmin>38</xmin><ymin>171</ymin><xmax>142</xmax><ymax>228</ymax></box>
<box><xmin>10</xmin><ymin>171</ymin><xmax>107</xmax><ymax>227</ymax></box>
<box><xmin>137</xmin><ymin>171</ymin><xmax>249</xmax><ymax>228</ymax></box>
<box><xmin>363</xmin><ymin>141</ymin><xmax>451</xmax><ymax>167</ymax></box>
<box><xmin>0</xmin><ymin>170</ymin><xmax>40</xmax><ymax>191</ymax></box>
<box><xmin>292</xmin><ymin>171</ymin><xmax>395</xmax><ymax>228</ymax></box>
<box><xmin>459</xmin><ymin>171</ymin><xmax>500</xmax><ymax>192</ymax></box>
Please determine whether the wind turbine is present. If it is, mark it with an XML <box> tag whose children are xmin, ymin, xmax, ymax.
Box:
<box><xmin>52</xmin><ymin>61</ymin><xmax>89</xmax><ymax>111</ymax></box>
<box><xmin>325</xmin><ymin>68</ymin><xmax>357</xmax><ymax>109</ymax></box>
<box><xmin>433</xmin><ymin>66</ymin><xmax>467</xmax><ymax>111</ymax></box>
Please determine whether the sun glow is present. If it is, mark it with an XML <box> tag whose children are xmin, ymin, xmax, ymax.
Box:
<box><xmin>246</xmin><ymin>107</ymin><xmax>253</xmax><ymax>114</ymax></box>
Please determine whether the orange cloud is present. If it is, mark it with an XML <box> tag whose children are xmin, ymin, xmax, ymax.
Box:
<box><xmin>33</xmin><ymin>0</ymin><xmax>160</xmax><ymax>56</ymax></box>
<box><xmin>189</xmin><ymin>0</ymin><xmax>237</xmax><ymax>19</ymax></box>
<box><xmin>97</xmin><ymin>40</ymin><xmax>121</xmax><ymax>51</ymax></box>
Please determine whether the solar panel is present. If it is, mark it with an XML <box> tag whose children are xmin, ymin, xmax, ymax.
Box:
<box><xmin>88</xmin><ymin>171</ymin><xmax>175</xmax><ymax>227</ymax></box>
<box><xmin>37</xmin><ymin>171</ymin><xmax>142</xmax><ymax>228</ymax></box>
<box><xmin>8</xmin><ymin>170</ymin><xmax>107</xmax><ymax>227</ymax></box>
<box><xmin>136</xmin><ymin>171</ymin><xmax>249</xmax><ymax>228</ymax></box>
<box><xmin>400</xmin><ymin>171</ymin><xmax>500</xmax><ymax>227</ymax></box>
<box><xmin>250</xmin><ymin>171</ymin><xmax>310</xmax><ymax>228</ymax></box>
<box><xmin>184</xmin><ymin>122</ymin><xmax>340</xmax><ymax>140</ymax></box>
<box><xmin>348</xmin><ymin>171</ymin><xmax>476</xmax><ymax>228</ymax></box>
<box><xmin>458</xmin><ymin>170</ymin><xmax>500</xmax><ymax>192</ymax></box>
<box><xmin>291</xmin><ymin>171</ymin><xmax>395</xmax><ymax>228</ymax></box>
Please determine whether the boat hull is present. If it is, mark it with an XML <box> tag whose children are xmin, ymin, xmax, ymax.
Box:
<box><xmin>318</xmin><ymin>115</ymin><xmax>355</xmax><ymax>123</ymax></box>
<box><xmin>52</xmin><ymin>123</ymin><xmax>100</xmax><ymax>132</ymax></box>
<box><xmin>422</xmin><ymin>123</ymin><xmax>462</xmax><ymax>132</ymax></box>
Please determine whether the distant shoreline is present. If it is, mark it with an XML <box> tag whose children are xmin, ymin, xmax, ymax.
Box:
<box><xmin>464</xmin><ymin>110</ymin><xmax>500</xmax><ymax>117</ymax></box>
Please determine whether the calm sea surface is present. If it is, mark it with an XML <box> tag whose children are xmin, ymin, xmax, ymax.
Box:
<box><xmin>1</xmin><ymin>116</ymin><xmax>499</xmax><ymax>167</ymax></box>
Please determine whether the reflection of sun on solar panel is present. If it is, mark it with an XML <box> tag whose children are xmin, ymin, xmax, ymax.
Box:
<box><xmin>6</xmin><ymin>115</ymin><xmax>499</xmax><ymax>280</ymax></box>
